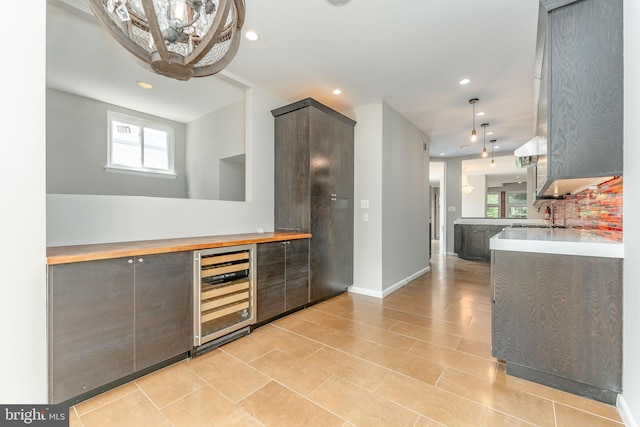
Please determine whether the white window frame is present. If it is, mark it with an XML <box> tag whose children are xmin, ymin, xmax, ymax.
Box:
<box><xmin>486</xmin><ymin>192</ymin><xmax>500</xmax><ymax>218</ymax></box>
<box><xmin>106</xmin><ymin>111</ymin><xmax>176</xmax><ymax>179</ymax></box>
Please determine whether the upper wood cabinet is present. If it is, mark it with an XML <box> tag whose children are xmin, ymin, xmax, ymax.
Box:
<box><xmin>539</xmin><ymin>0</ymin><xmax>623</xmax><ymax>192</ymax></box>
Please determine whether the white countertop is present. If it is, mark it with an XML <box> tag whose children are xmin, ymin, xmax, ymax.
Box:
<box><xmin>454</xmin><ymin>218</ymin><xmax>547</xmax><ymax>226</ymax></box>
<box><xmin>490</xmin><ymin>227</ymin><xmax>624</xmax><ymax>258</ymax></box>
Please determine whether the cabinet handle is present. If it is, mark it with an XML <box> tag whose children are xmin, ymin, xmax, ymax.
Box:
<box><xmin>127</xmin><ymin>259</ymin><xmax>133</xmax><ymax>264</ymax></box>
<box><xmin>138</xmin><ymin>258</ymin><xmax>144</xmax><ymax>263</ymax></box>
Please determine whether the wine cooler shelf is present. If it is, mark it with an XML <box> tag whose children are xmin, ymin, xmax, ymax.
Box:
<box><xmin>193</xmin><ymin>245</ymin><xmax>256</xmax><ymax>347</ymax></box>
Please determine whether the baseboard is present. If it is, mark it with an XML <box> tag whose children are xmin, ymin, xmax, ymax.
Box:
<box><xmin>618</xmin><ymin>394</ymin><xmax>638</xmax><ymax>427</ymax></box>
<box><xmin>348</xmin><ymin>266</ymin><xmax>431</xmax><ymax>299</ymax></box>
<box><xmin>446</xmin><ymin>251</ymin><xmax>456</xmax><ymax>256</ymax></box>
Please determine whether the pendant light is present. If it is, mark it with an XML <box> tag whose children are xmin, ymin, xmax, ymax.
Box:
<box><xmin>490</xmin><ymin>139</ymin><xmax>496</xmax><ymax>167</ymax></box>
<box><xmin>87</xmin><ymin>0</ymin><xmax>246</xmax><ymax>81</ymax></box>
<box><xmin>481</xmin><ymin>123</ymin><xmax>489</xmax><ymax>158</ymax></box>
<box><xmin>469</xmin><ymin>98</ymin><xmax>479</xmax><ymax>142</ymax></box>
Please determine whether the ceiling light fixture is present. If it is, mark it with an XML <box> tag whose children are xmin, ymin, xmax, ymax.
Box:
<box><xmin>481</xmin><ymin>123</ymin><xmax>489</xmax><ymax>158</ymax></box>
<box><xmin>476</xmin><ymin>112</ymin><xmax>485</xmax><ymax>116</ymax></box>
<box><xmin>245</xmin><ymin>30</ymin><xmax>259</xmax><ymax>41</ymax></box>
<box><xmin>490</xmin><ymin>139</ymin><xmax>496</xmax><ymax>167</ymax></box>
<box><xmin>459</xmin><ymin>78</ymin><xmax>471</xmax><ymax>85</ymax></box>
<box><xmin>326</xmin><ymin>0</ymin><xmax>352</xmax><ymax>5</ymax></box>
<box><xmin>87</xmin><ymin>0</ymin><xmax>245</xmax><ymax>81</ymax></box>
<box><xmin>137</xmin><ymin>81</ymin><xmax>153</xmax><ymax>89</ymax></box>
<box><xmin>462</xmin><ymin>170</ymin><xmax>474</xmax><ymax>195</ymax></box>
<box><xmin>469</xmin><ymin>98</ymin><xmax>479</xmax><ymax>142</ymax></box>
<box><xmin>332</xmin><ymin>89</ymin><xmax>342</xmax><ymax>95</ymax></box>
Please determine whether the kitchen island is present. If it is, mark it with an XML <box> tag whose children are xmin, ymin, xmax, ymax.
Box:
<box><xmin>490</xmin><ymin>228</ymin><xmax>623</xmax><ymax>403</ymax></box>
<box><xmin>453</xmin><ymin>218</ymin><xmax>545</xmax><ymax>261</ymax></box>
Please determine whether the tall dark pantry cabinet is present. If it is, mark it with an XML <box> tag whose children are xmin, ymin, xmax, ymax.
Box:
<box><xmin>271</xmin><ymin>98</ymin><xmax>355</xmax><ymax>303</ymax></box>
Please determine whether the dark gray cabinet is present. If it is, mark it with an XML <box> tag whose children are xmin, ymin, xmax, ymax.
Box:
<box><xmin>256</xmin><ymin>239</ymin><xmax>309</xmax><ymax>323</ymax></box>
<box><xmin>49</xmin><ymin>258</ymin><xmax>135</xmax><ymax>404</ymax></box>
<box><xmin>454</xmin><ymin>224</ymin><xmax>504</xmax><ymax>261</ymax></box>
<box><xmin>272</xmin><ymin>98</ymin><xmax>355</xmax><ymax>303</ymax></box>
<box><xmin>134</xmin><ymin>252</ymin><xmax>192</xmax><ymax>371</ymax></box>
<box><xmin>48</xmin><ymin>252</ymin><xmax>192</xmax><ymax>404</ymax></box>
<box><xmin>491</xmin><ymin>250</ymin><xmax>622</xmax><ymax>404</ymax></box>
<box><xmin>538</xmin><ymin>0</ymin><xmax>623</xmax><ymax>195</ymax></box>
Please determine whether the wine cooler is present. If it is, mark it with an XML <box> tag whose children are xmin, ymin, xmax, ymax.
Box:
<box><xmin>193</xmin><ymin>244</ymin><xmax>256</xmax><ymax>350</ymax></box>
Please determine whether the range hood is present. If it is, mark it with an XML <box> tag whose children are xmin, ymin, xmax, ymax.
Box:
<box><xmin>514</xmin><ymin>136</ymin><xmax>544</xmax><ymax>168</ymax></box>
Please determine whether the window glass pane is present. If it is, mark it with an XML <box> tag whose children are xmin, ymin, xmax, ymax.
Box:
<box><xmin>508</xmin><ymin>192</ymin><xmax>527</xmax><ymax>204</ymax></box>
<box><xmin>111</xmin><ymin>121</ymin><xmax>141</xmax><ymax>167</ymax></box>
<box><xmin>487</xmin><ymin>207</ymin><xmax>499</xmax><ymax>218</ymax></box>
<box><xmin>487</xmin><ymin>193</ymin><xmax>499</xmax><ymax>205</ymax></box>
<box><xmin>143</xmin><ymin>127</ymin><xmax>169</xmax><ymax>170</ymax></box>
<box><xmin>508</xmin><ymin>207</ymin><xmax>528</xmax><ymax>218</ymax></box>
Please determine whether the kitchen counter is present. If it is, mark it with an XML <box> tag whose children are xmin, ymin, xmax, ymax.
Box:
<box><xmin>46</xmin><ymin>232</ymin><xmax>312</xmax><ymax>265</ymax></box>
<box><xmin>454</xmin><ymin>218</ymin><xmax>546</xmax><ymax>226</ymax></box>
<box><xmin>490</xmin><ymin>227</ymin><xmax>623</xmax><ymax>258</ymax></box>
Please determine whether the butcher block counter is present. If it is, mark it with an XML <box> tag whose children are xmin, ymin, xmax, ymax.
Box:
<box><xmin>46</xmin><ymin>232</ymin><xmax>312</xmax><ymax>265</ymax></box>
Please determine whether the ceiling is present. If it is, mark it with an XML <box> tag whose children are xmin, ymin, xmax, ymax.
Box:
<box><xmin>47</xmin><ymin>0</ymin><xmax>540</xmax><ymax>159</ymax></box>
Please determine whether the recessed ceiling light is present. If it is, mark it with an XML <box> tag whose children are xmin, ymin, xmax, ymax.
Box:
<box><xmin>459</xmin><ymin>78</ymin><xmax>471</xmax><ymax>85</ymax></box>
<box><xmin>245</xmin><ymin>30</ymin><xmax>259</xmax><ymax>41</ymax></box>
<box><xmin>326</xmin><ymin>0</ymin><xmax>352</xmax><ymax>5</ymax></box>
<box><xmin>487</xmin><ymin>131</ymin><xmax>494</xmax><ymax>135</ymax></box>
<box><xmin>476</xmin><ymin>111</ymin><xmax>485</xmax><ymax>116</ymax></box>
<box><xmin>495</xmin><ymin>146</ymin><xmax>500</xmax><ymax>149</ymax></box>
<box><xmin>137</xmin><ymin>81</ymin><xmax>153</xmax><ymax>89</ymax></box>
<box><xmin>332</xmin><ymin>89</ymin><xmax>342</xmax><ymax>95</ymax></box>
<box><xmin>440</xmin><ymin>153</ymin><xmax>445</xmax><ymax>156</ymax></box>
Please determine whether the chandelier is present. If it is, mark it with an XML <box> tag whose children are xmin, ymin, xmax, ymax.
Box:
<box><xmin>87</xmin><ymin>0</ymin><xmax>246</xmax><ymax>81</ymax></box>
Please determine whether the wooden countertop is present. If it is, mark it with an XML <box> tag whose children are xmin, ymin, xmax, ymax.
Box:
<box><xmin>47</xmin><ymin>232</ymin><xmax>312</xmax><ymax>265</ymax></box>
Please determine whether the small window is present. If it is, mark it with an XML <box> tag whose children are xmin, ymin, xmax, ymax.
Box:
<box><xmin>507</xmin><ymin>191</ymin><xmax>527</xmax><ymax>218</ymax></box>
<box><xmin>106</xmin><ymin>111</ymin><xmax>175</xmax><ymax>177</ymax></box>
<box><xmin>486</xmin><ymin>193</ymin><xmax>500</xmax><ymax>218</ymax></box>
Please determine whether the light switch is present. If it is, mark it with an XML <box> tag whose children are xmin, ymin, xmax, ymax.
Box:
<box><xmin>360</xmin><ymin>199</ymin><xmax>369</xmax><ymax>209</ymax></box>
<box><xmin>447</xmin><ymin>206</ymin><xmax>456</xmax><ymax>212</ymax></box>
<box><xmin>363</xmin><ymin>213</ymin><xmax>369</xmax><ymax>222</ymax></box>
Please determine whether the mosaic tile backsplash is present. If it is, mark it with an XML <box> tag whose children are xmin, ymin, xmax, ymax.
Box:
<box><xmin>551</xmin><ymin>177</ymin><xmax>622</xmax><ymax>242</ymax></box>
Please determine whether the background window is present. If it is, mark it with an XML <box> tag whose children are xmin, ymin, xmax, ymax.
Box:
<box><xmin>486</xmin><ymin>193</ymin><xmax>499</xmax><ymax>218</ymax></box>
<box><xmin>107</xmin><ymin>112</ymin><xmax>174</xmax><ymax>176</ymax></box>
<box><xmin>507</xmin><ymin>191</ymin><xmax>527</xmax><ymax>218</ymax></box>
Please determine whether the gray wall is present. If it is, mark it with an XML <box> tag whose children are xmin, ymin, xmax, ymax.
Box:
<box><xmin>186</xmin><ymin>100</ymin><xmax>245</xmax><ymax>200</ymax></box>
<box><xmin>623</xmin><ymin>0</ymin><xmax>640</xmax><ymax>422</ymax></box>
<box><xmin>444</xmin><ymin>158</ymin><xmax>462</xmax><ymax>254</ymax></box>
<box><xmin>381</xmin><ymin>102</ymin><xmax>430</xmax><ymax>292</ymax></box>
<box><xmin>47</xmin><ymin>87</ymin><xmax>284</xmax><ymax>246</ymax></box>
<box><xmin>47</xmin><ymin>88</ymin><xmax>188</xmax><ymax>198</ymax></box>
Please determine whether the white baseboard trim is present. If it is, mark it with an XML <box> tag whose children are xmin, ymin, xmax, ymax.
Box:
<box><xmin>446</xmin><ymin>251</ymin><xmax>457</xmax><ymax>256</ymax></box>
<box><xmin>618</xmin><ymin>394</ymin><xmax>638</xmax><ymax>427</ymax></box>
<box><xmin>348</xmin><ymin>266</ymin><xmax>431</xmax><ymax>299</ymax></box>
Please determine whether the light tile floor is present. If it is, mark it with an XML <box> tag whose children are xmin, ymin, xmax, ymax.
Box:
<box><xmin>69</xmin><ymin>254</ymin><xmax>624</xmax><ymax>426</ymax></box>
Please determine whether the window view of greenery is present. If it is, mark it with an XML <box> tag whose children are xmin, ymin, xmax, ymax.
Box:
<box><xmin>507</xmin><ymin>191</ymin><xmax>527</xmax><ymax>218</ymax></box>
<box><xmin>487</xmin><ymin>193</ymin><xmax>499</xmax><ymax>218</ymax></box>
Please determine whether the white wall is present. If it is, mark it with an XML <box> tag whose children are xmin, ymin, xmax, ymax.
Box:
<box><xmin>47</xmin><ymin>88</ymin><xmax>189</xmax><ymax>198</ymax></box>
<box><xmin>622</xmin><ymin>0</ymin><xmax>640</xmax><ymax>423</ymax></box>
<box><xmin>47</xmin><ymin>87</ymin><xmax>285</xmax><ymax>246</ymax></box>
<box><xmin>0</xmin><ymin>2</ymin><xmax>47</xmax><ymax>403</ymax></box>
<box><xmin>461</xmin><ymin>174</ymin><xmax>486</xmax><ymax>217</ymax></box>
<box><xmin>381</xmin><ymin>102</ymin><xmax>430</xmax><ymax>292</ymax></box>
<box><xmin>352</xmin><ymin>104</ymin><xmax>384</xmax><ymax>294</ymax></box>
<box><xmin>186</xmin><ymin>100</ymin><xmax>245</xmax><ymax>200</ymax></box>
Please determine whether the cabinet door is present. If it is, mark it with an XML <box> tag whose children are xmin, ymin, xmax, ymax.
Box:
<box><xmin>310</xmin><ymin>196</ymin><xmax>353</xmax><ymax>302</ymax></box>
<box><xmin>285</xmin><ymin>239</ymin><xmax>309</xmax><ymax>311</ymax></box>
<box><xmin>256</xmin><ymin>242</ymin><xmax>286</xmax><ymax>323</ymax></box>
<box><xmin>309</xmin><ymin>107</ymin><xmax>355</xmax><ymax>199</ymax></box>
<box><xmin>134</xmin><ymin>252</ymin><xmax>192</xmax><ymax>372</ymax></box>
<box><xmin>547</xmin><ymin>0</ymin><xmax>623</xmax><ymax>179</ymax></box>
<box><xmin>49</xmin><ymin>259</ymin><xmax>134</xmax><ymax>404</ymax></box>
<box><xmin>274</xmin><ymin>108</ymin><xmax>311</xmax><ymax>232</ymax></box>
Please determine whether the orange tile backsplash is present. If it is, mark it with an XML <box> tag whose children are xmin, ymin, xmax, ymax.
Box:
<box><xmin>552</xmin><ymin>177</ymin><xmax>623</xmax><ymax>242</ymax></box>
